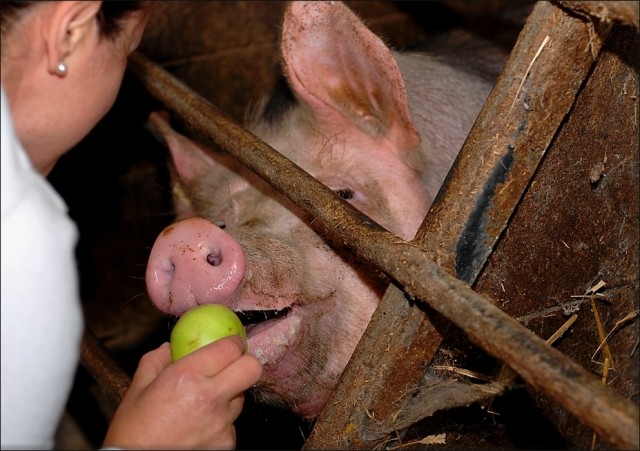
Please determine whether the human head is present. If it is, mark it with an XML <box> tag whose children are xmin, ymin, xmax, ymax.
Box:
<box><xmin>1</xmin><ymin>1</ymin><xmax>150</xmax><ymax>174</ymax></box>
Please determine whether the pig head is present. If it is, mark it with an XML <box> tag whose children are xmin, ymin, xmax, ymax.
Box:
<box><xmin>145</xmin><ymin>1</ymin><xmax>497</xmax><ymax>418</ymax></box>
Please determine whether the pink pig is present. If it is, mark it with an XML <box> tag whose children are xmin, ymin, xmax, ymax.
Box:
<box><xmin>145</xmin><ymin>1</ymin><xmax>501</xmax><ymax>418</ymax></box>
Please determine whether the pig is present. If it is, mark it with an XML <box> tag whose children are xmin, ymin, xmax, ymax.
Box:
<box><xmin>145</xmin><ymin>1</ymin><xmax>505</xmax><ymax>419</ymax></box>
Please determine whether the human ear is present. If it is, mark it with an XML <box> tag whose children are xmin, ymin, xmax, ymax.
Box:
<box><xmin>45</xmin><ymin>1</ymin><xmax>103</xmax><ymax>76</ymax></box>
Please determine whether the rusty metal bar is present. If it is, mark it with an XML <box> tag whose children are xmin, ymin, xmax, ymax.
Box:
<box><xmin>126</xmin><ymin>44</ymin><xmax>638</xmax><ymax>450</ymax></box>
<box><xmin>80</xmin><ymin>326</ymin><xmax>131</xmax><ymax>405</ymax></box>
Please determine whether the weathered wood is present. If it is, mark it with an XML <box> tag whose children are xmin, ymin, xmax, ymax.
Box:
<box><xmin>554</xmin><ymin>0</ymin><xmax>639</xmax><ymax>28</ymax></box>
<box><xmin>472</xmin><ymin>17</ymin><xmax>639</xmax><ymax>447</ymax></box>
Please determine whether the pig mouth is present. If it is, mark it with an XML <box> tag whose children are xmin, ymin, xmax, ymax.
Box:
<box><xmin>235</xmin><ymin>307</ymin><xmax>292</xmax><ymax>326</ymax></box>
<box><xmin>234</xmin><ymin>306</ymin><xmax>302</xmax><ymax>366</ymax></box>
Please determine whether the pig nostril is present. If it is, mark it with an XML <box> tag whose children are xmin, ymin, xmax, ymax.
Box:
<box><xmin>207</xmin><ymin>252</ymin><xmax>222</xmax><ymax>267</ymax></box>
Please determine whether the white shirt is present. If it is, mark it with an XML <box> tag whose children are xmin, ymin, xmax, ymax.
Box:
<box><xmin>1</xmin><ymin>86</ymin><xmax>83</xmax><ymax>449</ymax></box>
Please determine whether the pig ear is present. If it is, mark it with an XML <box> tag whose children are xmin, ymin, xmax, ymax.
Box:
<box><xmin>281</xmin><ymin>1</ymin><xmax>420</xmax><ymax>151</ymax></box>
<box><xmin>147</xmin><ymin>111</ymin><xmax>216</xmax><ymax>181</ymax></box>
<box><xmin>147</xmin><ymin>111</ymin><xmax>215</xmax><ymax>219</ymax></box>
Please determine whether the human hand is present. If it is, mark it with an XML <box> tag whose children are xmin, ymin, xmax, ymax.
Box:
<box><xmin>102</xmin><ymin>336</ymin><xmax>262</xmax><ymax>449</ymax></box>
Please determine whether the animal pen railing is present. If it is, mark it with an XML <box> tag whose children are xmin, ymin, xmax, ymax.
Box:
<box><xmin>80</xmin><ymin>1</ymin><xmax>639</xmax><ymax>449</ymax></box>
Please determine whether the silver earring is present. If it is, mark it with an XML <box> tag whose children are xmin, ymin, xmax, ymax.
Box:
<box><xmin>55</xmin><ymin>63</ymin><xmax>67</xmax><ymax>76</ymax></box>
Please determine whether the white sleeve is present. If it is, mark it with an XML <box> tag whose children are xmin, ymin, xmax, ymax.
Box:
<box><xmin>1</xmin><ymin>86</ymin><xmax>84</xmax><ymax>449</ymax></box>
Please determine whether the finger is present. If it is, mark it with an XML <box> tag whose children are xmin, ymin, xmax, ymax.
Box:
<box><xmin>209</xmin><ymin>353</ymin><xmax>263</xmax><ymax>399</ymax></box>
<box><xmin>227</xmin><ymin>392</ymin><xmax>246</xmax><ymax>418</ymax></box>
<box><xmin>173</xmin><ymin>335</ymin><xmax>246</xmax><ymax>376</ymax></box>
<box><xmin>129</xmin><ymin>342</ymin><xmax>172</xmax><ymax>388</ymax></box>
<box><xmin>216</xmin><ymin>392</ymin><xmax>245</xmax><ymax>428</ymax></box>
<box><xmin>213</xmin><ymin>425</ymin><xmax>237</xmax><ymax>451</ymax></box>
<box><xmin>213</xmin><ymin>392</ymin><xmax>246</xmax><ymax>429</ymax></box>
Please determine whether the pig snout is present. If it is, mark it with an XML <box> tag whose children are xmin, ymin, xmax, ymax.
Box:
<box><xmin>145</xmin><ymin>217</ymin><xmax>246</xmax><ymax>315</ymax></box>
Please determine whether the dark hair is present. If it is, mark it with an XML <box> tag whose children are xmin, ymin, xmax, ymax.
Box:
<box><xmin>1</xmin><ymin>1</ymin><xmax>146</xmax><ymax>39</ymax></box>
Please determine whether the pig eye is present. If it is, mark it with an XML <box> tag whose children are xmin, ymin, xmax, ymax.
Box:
<box><xmin>214</xmin><ymin>220</ymin><xmax>226</xmax><ymax>229</ymax></box>
<box><xmin>335</xmin><ymin>189</ymin><xmax>354</xmax><ymax>200</ymax></box>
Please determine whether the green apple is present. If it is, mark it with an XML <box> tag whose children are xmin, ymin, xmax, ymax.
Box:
<box><xmin>170</xmin><ymin>304</ymin><xmax>247</xmax><ymax>362</ymax></box>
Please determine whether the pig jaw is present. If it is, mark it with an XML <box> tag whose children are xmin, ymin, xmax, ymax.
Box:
<box><xmin>246</xmin><ymin>313</ymin><xmax>328</xmax><ymax>418</ymax></box>
<box><xmin>237</xmin><ymin>233</ymin><xmax>383</xmax><ymax>418</ymax></box>
<box><xmin>248</xmin><ymin>287</ymin><xmax>379</xmax><ymax>419</ymax></box>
